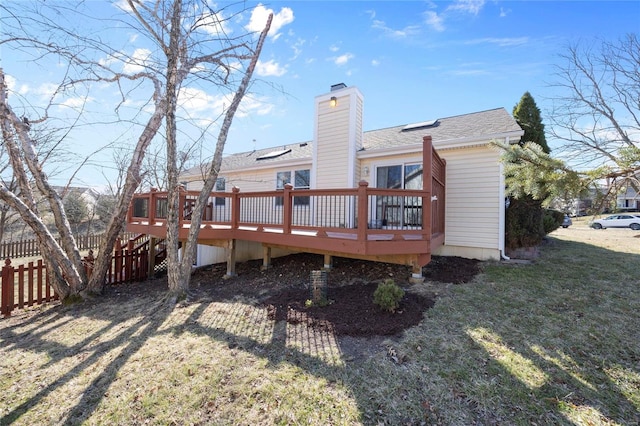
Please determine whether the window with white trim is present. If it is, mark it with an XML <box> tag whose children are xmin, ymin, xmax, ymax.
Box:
<box><xmin>375</xmin><ymin>162</ymin><xmax>423</xmax><ymax>227</ymax></box>
<box><xmin>275</xmin><ymin>169</ymin><xmax>310</xmax><ymax>206</ymax></box>
<box><xmin>214</xmin><ymin>177</ymin><xmax>225</xmax><ymax>206</ymax></box>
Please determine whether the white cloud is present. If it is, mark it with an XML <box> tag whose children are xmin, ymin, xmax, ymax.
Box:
<box><xmin>123</xmin><ymin>48</ymin><xmax>152</xmax><ymax>74</ymax></box>
<box><xmin>256</xmin><ymin>60</ymin><xmax>287</xmax><ymax>77</ymax></box>
<box><xmin>329</xmin><ymin>44</ymin><xmax>340</xmax><ymax>52</ymax></box>
<box><xmin>112</xmin><ymin>0</ymin><xmax>134</xmax><ymax>12</ymax></box>
<box><xmin>371</xmin><ymin>59</ymin><xmax>380</xmax><ymax>67</ymax></box>
<box><xmin>372</xmin><ymin>19</ymin><xmax>421</xmax><ymax>38</ymax></box>
<box><xmin>464</xmin><ymin>37</ymin><xmax>529</xmax><ymax>47</ymax></box>
<box><xmin>34</xmin><ymin>82</ymin><xmax>58</xmax><ymax>98</ymax></box>
<box><xmin>424</xmin><ymin>11</ymin><xmax>445</xmax><ymax>32</ymax></box>
<box><xmin>60</xmin><ymin>96</ymin><xmax>93</xmax><ymax>110</ymax></box>
<box><xmin>446</xmin><ymin>0</ymin><xmax>486</xmax><ymax>15</ymax></box>
<box><xmin>179</xmin><ymin>87</ymin><xmax>222</xmax><ymax>115</ymax></box>
<box><xmin>4</xmin><ymin>74</ymin><xmax>17</xmax><ymax>92</ymax></box>
<box><xmin>176</xmin><ymin>86</ymin><xmax>272</xmax><ymax>122</ymax></box>
<box><xmin>500</xmin><ymin>7</ymin><xmax>511</xmax><ymax>18</ymax></box>
<box><xmin>246</xmin><ymin>4</ymin><xmax>294</xmax><ymax>39</ymax></box>
<box><xmin>333</xmin><ymin>53</ymin><xmax>354</xmax><ymax>66</ymax></box>
<box><xmin>290</xmin><ymin>38</ymin><xmax>305</xmax><ymax>60</ymax></box>
<box><xmin>238</xmin><ymin>95</ymin><xmax>274</xmax><ymax>117</ymax></box>
<box><xmin>198</xmin><ymin>11</ymin><xmax>232</xmax><ymax>36</ymax></box>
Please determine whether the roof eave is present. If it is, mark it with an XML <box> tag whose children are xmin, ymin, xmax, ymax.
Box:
<box><xmin>180</xmin><ymin>156</ymin><xmax>313</xmax><ymax>181</ymax></box>
<box><xmin>358</xmin><ymin>130</ymin><xmax>524</xmax><ymax>159</ymax></box>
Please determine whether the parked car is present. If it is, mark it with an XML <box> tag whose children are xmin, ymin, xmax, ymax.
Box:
<box><xmin>590</xmin><ymin>214</ymin><xmax>640</xmax><ymax>230</ymax></box>
<box><xmin>562</xmin><ymin>215</ymin><xmax>572</xmax><ymax>228</ymax></box>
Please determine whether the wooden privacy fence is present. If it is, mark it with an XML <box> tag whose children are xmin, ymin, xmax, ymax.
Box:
<box><xmin>1</xmin><ymin>236</ymin><xmax>152</xmax><ymax>318</ymax></box>
<box><xmin>0</xmin><ymin>232</ymin><xmax>137</xmax><ymax>260</ymax></box>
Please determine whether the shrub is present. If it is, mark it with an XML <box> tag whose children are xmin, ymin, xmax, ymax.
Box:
<box><xmin>505</xmin><ymin>196</ymin><xmax>545</xmax><ymax>249</ymax></box>
<box><xmin>543</xmin><ymin>209</ymin><xmax>564</xmax><ymax>234</ymax></box>
<box><xmin>373</xmin><ymin>279</ymin><xmax>405</xmax><ymax>313</ymax></box>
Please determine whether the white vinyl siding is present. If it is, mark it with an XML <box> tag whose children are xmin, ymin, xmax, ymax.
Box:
<box><xmin>316</xmin><ymin>108</ymin><xmax>351</xmax><ymax>189</ymax></box>
<box><xmin>438</xmin><ymin>145</ymin><xmax>502</xmax><ymax>257</ymax></box>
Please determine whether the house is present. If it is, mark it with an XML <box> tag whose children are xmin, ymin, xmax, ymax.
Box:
<box><xmin>127</xmin><ymin>84</ymin><xmax>523</xmax><ymax>280</ymax></box>
<box><xmin>54</xmin><ymin>186</ymin><xmax>101</xmax><ymax>214</ymax></box>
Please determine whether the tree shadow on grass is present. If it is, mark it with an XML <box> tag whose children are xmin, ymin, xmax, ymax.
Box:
<box><xmin>1</xmin><ymin>241</ymin><xmax>639</xmax><ymax>424</ymax></box>
<box><xmin>0</xmin><ymin>281</ymin><xmax>174</xmax><ymax>425</ymax></box>
<box><xmin>451</xmin><ymin>237</ymin><xmax>640</xmax><ymax>423</ymax></box>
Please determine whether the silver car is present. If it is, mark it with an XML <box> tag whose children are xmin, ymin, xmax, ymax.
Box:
<box><xmin>591</xmin><ymin>214</ymin><xmax>640</xmax><ymax>230</ymax></box>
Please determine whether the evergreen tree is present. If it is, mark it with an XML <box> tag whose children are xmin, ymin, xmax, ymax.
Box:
<box><xmin>506</xmin><ymin>92</ymin><xmax>550</xmax><ymax>250</ymax></box>
<box><xmin>513</xmin><ymin>91</ymin><xmax>550</xmax><ymax>153</ymax></box>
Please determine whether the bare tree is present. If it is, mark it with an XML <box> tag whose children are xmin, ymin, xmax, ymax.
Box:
<box><xmin>1</xmin><ymin>1</ymin><xmax>275</xmax><ymax>300</ymax></box>
<box><xmin>124</xmin><ymin>0</ymin><xmax>273</xmax><ymax>296</ymax></box>
<box><xmin>548</xmin><ymin>33</ymin><xmax>640</xmax><ymax>204</ymax></box>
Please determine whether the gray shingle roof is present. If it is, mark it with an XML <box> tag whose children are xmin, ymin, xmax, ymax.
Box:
<box><xmin>363</xmin><ymin>107</ymin><xmax>522</xmax><ymax>150</ymax></box>
<box><xmin>184</xmin><ymin>107</ymin><xmax>521</xmax><ymax>175</ymax></box>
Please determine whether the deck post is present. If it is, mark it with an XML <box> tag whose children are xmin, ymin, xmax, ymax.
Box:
<box><xmin>357</xmin><ymin>180</ymin><xmax>369</xmax><ymax>241</ymax></box>
<box><xmin>261</xmin><ymin>246</ymin><xmax>272</xmax><ymax>271</ymax></box>
<box><xmin>283</xmin><ymin>183</ymin><xmax>293</xmax><ymax>234</ymax></box>
<box><xmin>409</xmin><ymin>260</ymin><xmax>425</xmax><ymax>284</ymax></box>
<box><xmin>148</xmin><ymin>236</ymin><xmax>157</xmax><ymax>276</ymax></box>
<box><xmin>423</xmin><ymin>135</ymin><xmax>433</xmax><ymax>240</ymax></box>
<box><xmin>149</xmin><ymin>188</ymin><xmax>157</xmax><ymax>223</ymax></box>
<box><xmin>231</xmin><ymin>186</ymin><xmax>240</xmax><ymax>230</ymax></box>
<box><xmin>225</xmin><ymin>239</ymin><xmax>237</xmax><ymax>278</ymax></box>
<box><xmin>323</xmin><ymin>254</ymin><xmax>332</xmax><ymax>270</ymax></box>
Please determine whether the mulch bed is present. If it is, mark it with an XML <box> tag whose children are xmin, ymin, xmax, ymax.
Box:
<box><xmin>102</xmin><ymin>253</ymin><xmax>481</xmax><ymax>338</ymax></box>
<box><xmin>264</xmin><ymin>282</ymin><xmax>435</xmax><ymax>336</ymax></box>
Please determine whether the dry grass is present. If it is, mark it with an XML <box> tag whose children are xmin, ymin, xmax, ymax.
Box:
<box><xmin>1</xmin><ymin>223</ymin><xmax>639</xmax><ymax>425</ymax></box>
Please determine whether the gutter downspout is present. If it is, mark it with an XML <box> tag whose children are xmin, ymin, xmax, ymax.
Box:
<box><xmin>499</xmin><ymin>137</ymin><xmax>510</xmax><ymax>260</ymax></box>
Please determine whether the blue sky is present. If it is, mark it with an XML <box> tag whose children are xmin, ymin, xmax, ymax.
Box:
<box><xmin>2</xmin><ymin>1</ymin><xmax>639</xmax><ymax>188</ymax></box>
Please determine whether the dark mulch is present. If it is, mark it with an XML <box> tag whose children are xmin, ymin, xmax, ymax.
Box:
<box><xmin>189</xmin><ymin>253</ymin><xmax>481</xmax><ymax>337</ymax></box>
<box><xmin>264</xmin><ymin>282</ymin><xmax>435</xmax><ymax>336</ymax></box>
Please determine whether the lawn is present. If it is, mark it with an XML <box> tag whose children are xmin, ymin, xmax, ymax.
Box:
<box><xmin>1</xmin><ymin>222</ymin><xmax>639</xmax><ymax>425</ymax></box>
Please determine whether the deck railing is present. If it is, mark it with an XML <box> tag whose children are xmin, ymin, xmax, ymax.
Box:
<box><xmin>127</xmin><ymin>136</ymin><xmax>446</xmax><ymax>258</ymax></box>
<box><xmin>128</xmin><ymin>181</ymin><xmax>436</xmax><ymax>242</ymax></box>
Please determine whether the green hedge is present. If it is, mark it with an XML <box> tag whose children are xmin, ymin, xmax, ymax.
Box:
<box><xmin>506</xmin><ymin>196</ymin><xmax>564</xmax><ymax>249</ymax></box>
<box><xmin>543</xmin><ymin>209</ymin><xmax>564</xmax><ymax>234</ymax></box>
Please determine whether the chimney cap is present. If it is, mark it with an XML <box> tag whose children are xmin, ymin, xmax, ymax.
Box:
<box><xmin>330</xmin><ymin>83</ymin><xmax>347</xmax><ymax>92</ymax></box>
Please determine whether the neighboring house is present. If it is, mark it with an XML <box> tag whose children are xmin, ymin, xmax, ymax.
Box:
<box><xmin>614</xmin><ymin>177</ymin><xmax>639</xmax><ymax>212</ymax></box>
<box><xmin>170</xmin><ymin>84</ymin><xmax>523</xmax><ymax>268</ymax></box>
<box><xmin>54</xmin><ymin>186</ymin><xmax>101</xmax><ymax>214</ymax></box>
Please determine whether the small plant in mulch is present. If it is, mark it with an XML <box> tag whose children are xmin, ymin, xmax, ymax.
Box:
<box><xmin>305</xmin><ymin>298</ymin><xmax>330</xmax><ymax>307</ymax></box>
<box><xmin>373</xmin><ymin>279</ymin><xmax>405</xmax><ymax>313</ymax></box>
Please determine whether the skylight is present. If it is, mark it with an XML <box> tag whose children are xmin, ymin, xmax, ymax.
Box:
<box><xmin>257</xmin><ymin>148</ymin><xmax>292</xmax><ymax>160</ymax></box>
<box><xmin>402</xmin><ymin>119</ymin><xmax>439</xmax><ymax>131</ymax></box>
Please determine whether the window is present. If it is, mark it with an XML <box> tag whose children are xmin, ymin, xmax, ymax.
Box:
<box><xmin>214</xmin><ymin>178</ymin><xmax>225</xmax><ymax>206</ymax></box>
<box><xmin>275</xmin><ymin>169</ymin><xmax>310</xmax><ymax>206</ymax></box>
<box><xmin>375</xmin><ymin>162</ymin><xmax>423</xmax><ymax>226</ymax></box>
<box><xmin>376</xmin><ymin>163</ymin><xmax>423</xmax><ymax>190</ymax></box>
<box><xmin>132</xmin><ymin>198</ymin><xmax>149</xmax><ymax>218</ymax></box>
<box><xmin>294</xmin><ymin>169</ymin><xmax>310</xmax><ymax>206</ymax></box>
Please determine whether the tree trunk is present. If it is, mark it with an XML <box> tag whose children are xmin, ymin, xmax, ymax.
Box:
<box><xmin>172</xmin><ymin>13</ymin><xmax>274</xmax><ymax>294</ymax></box>
<box><xmin>165</xmin><ymin>0</ymin><xmax>185</xmax><ymax>296</ymax></box>
<box><xmin>85</xmin><ymin>101</ymin><xmax>166</xmax><ymax>293</ymax></box>
<box><xmin>1</xmin><ymin>70</ymin><xmax>83</xmax><ymax>298</ymax></box>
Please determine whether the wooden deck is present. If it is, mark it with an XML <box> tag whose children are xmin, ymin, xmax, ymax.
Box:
<box><xmin>126</xmin><ymin>136</ymin><xmax>446</xmax><ymax>278</ymax></box>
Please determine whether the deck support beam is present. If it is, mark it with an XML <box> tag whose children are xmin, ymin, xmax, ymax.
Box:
<box><xmin>323</xmin><ymin>254</ymin><xmax>332</xmax><ymax>270</ymax></box>
<box><xmin>225</xmin><ymin>239</ymin><xmax>237</xmax><ymax>278</ymax></box>
<box><xmin>261</xmin><ymin>246</ymin><xmax>272</xmax><ymax>270</ymax></box>
<box><xmin>147</xmin><ymin>237</ymin><xmax>157</xmax><ymax>277</ymax></box>
<box><xmin>409</xmin><ymin>261</ymin><xmax>425</xmax><ymax>284</ymax></box>
<box><xmin>409</xmin><ymin>254</ymin><xmax>424</xmax><ymax>284</ymax></box>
